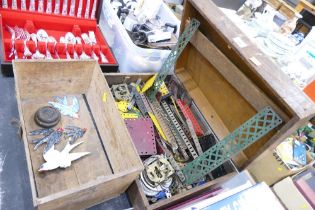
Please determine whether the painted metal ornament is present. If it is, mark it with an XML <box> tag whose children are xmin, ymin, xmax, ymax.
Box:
<box><xmin>38</xmin><ymin>141</ymin><xmax>90</xmax><ymax>172</ymax></box>
<box><xmin>49</xmin><ymin>96</ymin><xmax>80</xmax><ymax>119</ymax></box>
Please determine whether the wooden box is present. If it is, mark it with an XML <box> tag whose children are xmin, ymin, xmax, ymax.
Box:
<box><xmin>105</xmin><ymin>73</ymin><xmax>237</xmax><ymax>210</ymax></box>
<box><xmin>105</xmin><ymin>0</ymin><xmax>315</xmax><ymax>209</ymax></box>
<box><xmin>183</xmin><ymin>0</ymin><xmax>315</xmax><ymax>186</ymax></box>
<box><xmin>13</xmin><ymin>60</ymin><xmax>143</xmax><ymax>210</ymax></box>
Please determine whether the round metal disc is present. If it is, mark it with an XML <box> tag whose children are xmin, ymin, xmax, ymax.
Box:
<box><xmin>34</xmin><ymin>106</ymin><xmax>61</xmax><ymax>128</ymax></box>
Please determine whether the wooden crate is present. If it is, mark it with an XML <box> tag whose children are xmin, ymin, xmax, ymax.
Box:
<box><xmin>183</xmin><ymin>0</ymin><xmax>315</xmax><ymax>185</ymax></box>
<box><xmin>105</xmin><ymin>73</ymin><xmax>237</xmax><ymax>210</ymax></box>
<box><xmin>13</xmin><ymin>60</ymin><xmax>143</xmax><ymax>210</ymax></box>
<box><xmin>104</xmin><ymin>0</ymin><xmax>315</xmax><ymax>209</ymax></box>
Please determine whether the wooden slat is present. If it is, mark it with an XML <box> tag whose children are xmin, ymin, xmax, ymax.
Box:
<box><xmin>13</xmin><ymin>60</ymin><xmax>94</xmax><ymax>100</ymax></box>
<box><xmin>14</xmin><ymin>62</ymin><xmax>38</xmax><ymax>208</ymax></box>
<box><xmin>86</xmin><ymin>65</ymin><xmax>143</xmax><ymax>173</ymax></box>
<box><xmin>37</xmin><ymin>169</ymin><xmax>141</xmax><ymax>210</ymax></box>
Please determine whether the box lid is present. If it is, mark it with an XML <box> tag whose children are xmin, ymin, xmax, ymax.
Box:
<box><xmin>0</xmin><ymin>0</ymin><xmax>104</xmax><ymax>22</ymax></box>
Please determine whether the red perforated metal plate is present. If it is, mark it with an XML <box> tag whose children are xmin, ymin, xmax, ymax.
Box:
<box><xmin>125</xmin><ymin>118</ymin><xmax>157</xmax><ymax>156</ymax></box>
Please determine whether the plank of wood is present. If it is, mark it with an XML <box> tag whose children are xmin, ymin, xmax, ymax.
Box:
<box><xmin>13</xmin><ymin>60</ymin><xmax>94</xmax><ymax>100</ymax></box>
<box><xmin>37</xmin><ymin>169</ymin><xmax>141</xmax><ymax>210</ymax></box>
<box><xmin>86</xmin><ymin>66</ymin><xmax>143</xmax><ymax>174</ymax></box>
<box><xmin>14</xmin><ymin>65</ymin><xmax>38</xmax><ymax>208</ymax></box>
<box><xmin>186</xmin><ymin>0</ymin><xmax>315</xmax><ymax>119</ymax></box>
<box><xmin>189</xmin><ymin>30</ymin><xmax>289</xmax><ymax>122</ymax></box>
<box><xmin>21</xmin><ymin>95</ymin><xmax>112</xmax><ymax>198</ymax></box>
<box><xmin>104</xmin><ymin>73</ymin><xmax>153</xmax><ymax>86</ymax></box>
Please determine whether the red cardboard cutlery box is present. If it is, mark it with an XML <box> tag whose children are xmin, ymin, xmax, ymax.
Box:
<box><xmin>0</xmin><ymin>0</ymin><xmax>118</xmax><ymax>76</ymax></box>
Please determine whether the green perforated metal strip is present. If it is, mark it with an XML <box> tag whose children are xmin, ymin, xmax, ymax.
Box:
<box><xmin>182</xmin><ymin>106</ymin><xmax>283</xmax><ymax>185</ymax></box>
<box><xmin>147</xmin><ymin>19</ymin><xmax>200</xmax><ymax>101</ymax></box>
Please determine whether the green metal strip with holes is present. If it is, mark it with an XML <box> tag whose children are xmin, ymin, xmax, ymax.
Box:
<box><xmin>147</xmin><ymin>19</ymin><xmax>200</xmax><ymax>101</ymax></box>
<box><xmin>182</xmin><ymin>106</ymin><xmax>283</xmax><ymax>185</ymax></box>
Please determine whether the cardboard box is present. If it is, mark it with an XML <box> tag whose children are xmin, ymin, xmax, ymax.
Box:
<box><xmin>273</xmin><ymin>177</ymin><xmax>313</xmax><ymax>210</ymax></box>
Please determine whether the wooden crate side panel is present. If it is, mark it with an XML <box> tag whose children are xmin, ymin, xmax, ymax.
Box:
<box><xmin>185</xmin><ymin>0</ymin><xmax>315</xmax><ymax>119</ymax></box>
<box><xmin>104</xmin><ymin>73</ymin><xmax>153</xmax><ymax>86</ymax></box>
<box><xmin>13</xmin><ymin>60</ymin><xmax>94</xmax><ymax>100</ymax></box>
<box><xmin>86</xmin><ymin>66</ymin><xmax>143</xmax><ymax>173</ymax></box>
<box><xmin>13</xmin><ymin>64</ymin><xmax>38</xmax><ymax>208</ymax></box>
<box><xmin>186</xmin><ymin>46</ymin><xmax>256</xmax><ymax>133</ymax></box>
<box><xmin>37</xmin><ymin>170</ymin><xmax>141</xmax><ymax>210</ymax></box>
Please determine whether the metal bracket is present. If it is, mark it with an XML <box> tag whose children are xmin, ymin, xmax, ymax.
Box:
<box><xmin>112</xmin><ymin>84</ymin><xmax>131</xmax><ymax>101</ymax></box>
<box><xmin>147</xmin><ymin>19</ymin><xmax>200</xmax><ymax>100</ymax></box>
<box><xmin>182</xmin><ymin>106</ymin><xmax>283</xmax><ymax>185</ymax></box>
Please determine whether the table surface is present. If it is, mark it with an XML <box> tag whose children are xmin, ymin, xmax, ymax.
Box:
<box><xmin>0</xmin><ymin>73</ymin><xmax>132</xmax><ymax>210</ymax></box>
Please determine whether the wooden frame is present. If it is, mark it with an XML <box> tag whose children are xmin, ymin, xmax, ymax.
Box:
<box><xmin>13</xmin><ymin>60</ymin><xmax>143</xmax><ymax>210</ymax></box>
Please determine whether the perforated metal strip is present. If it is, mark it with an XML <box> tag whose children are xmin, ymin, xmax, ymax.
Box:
<box><xmin>154</xmin><ymin>100</ymin><xmax>188</xmax><ymax>155</ymax></box>
<box><xmin>176</xmin><ymin>99</ymin><xmax>204</xmax><ymax>136</ymax></box>
<box><xmin>182</xmin><ymin>106</ymin><xmax>283</xmax><ymax>185</ymax></box>
<box><xmin>161</xmin><ymin>101</ymin><xmax>198</xmax><ymax>159</ymax></box>
<box><xmin>128</xmin><ymin>79</ymin><xmax>142</xmax><ymax>110</ymax></box>
<box><xmin>187</xmin><ymin>119</ymin><xmax>203</xmax><ymax>156</ymax></box>
<box><xmin>149</xmin><ymin>98</ymin><xmax>180</xmax><ymax>152</ymax></box>
<box><xmin>134</xmin><ymin>91</ymin><xmax>147</xmax><ymax>116</ymax></box>
<box><xmin>147</xmin><ymin>19</ymin><xmax>200</xmax><ymax>100</ymax></box>
<box><xmin>140</xmin><ymin>92</ymin><xmax>153</xmax><ymax>114</ymax></box>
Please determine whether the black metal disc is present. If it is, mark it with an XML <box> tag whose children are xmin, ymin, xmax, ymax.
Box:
<box><xmin>34</xmin><ymin>106</ymin><xmax>61</xmax><ymax>128</ymax></box>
